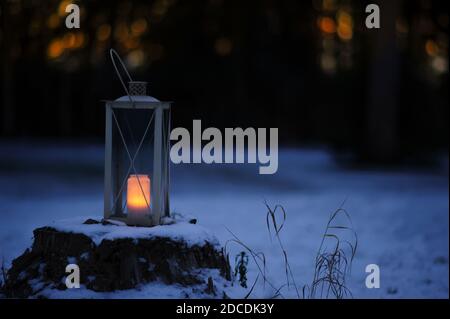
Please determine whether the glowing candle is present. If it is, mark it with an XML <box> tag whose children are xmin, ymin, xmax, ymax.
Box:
<box><xmin>127</xmin><ymin>174</ymin><xmax>151</xmax><ymax>218</ymax></box>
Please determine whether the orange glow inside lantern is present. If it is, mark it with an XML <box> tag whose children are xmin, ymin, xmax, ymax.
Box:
<box><xmin>127</xmin><ymin>174</ymin><xmax>151</xmax><ymax>215</ymax></box>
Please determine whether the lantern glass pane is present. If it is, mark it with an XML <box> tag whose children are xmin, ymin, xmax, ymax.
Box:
<box><xmin>110</xmin><ymin>108</ymin><xmax>155</xmax><ymax>218</ymax></box>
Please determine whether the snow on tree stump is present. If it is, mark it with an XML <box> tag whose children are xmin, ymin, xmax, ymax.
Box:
<box><xmin>1</xmin><ymin>217</ymin><xmax>231</xmax><ymax>298</ymax></box>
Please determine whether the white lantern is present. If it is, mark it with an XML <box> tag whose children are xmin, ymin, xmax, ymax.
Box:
<box><xmin>103</xmin><ymin>50</ymin><xmax>171</xmax><ymax>226</ymax></box>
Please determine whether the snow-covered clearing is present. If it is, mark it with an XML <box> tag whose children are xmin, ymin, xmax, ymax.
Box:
<box><xmin>0</xmin><ymin>142</ymin><xmax>448</xmax><ymax>298</ymax></box>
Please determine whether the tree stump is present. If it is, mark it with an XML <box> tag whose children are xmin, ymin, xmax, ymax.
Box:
<box><xmin>1</xmin><ymin>218</ymin><xmax>231</xmax><ymax>298</ymax></box>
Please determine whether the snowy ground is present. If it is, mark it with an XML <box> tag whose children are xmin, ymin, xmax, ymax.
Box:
<box><xmin>0</xmin><ymin>141</ymin><xmax>448</xmax><ymax>298</ymax></box>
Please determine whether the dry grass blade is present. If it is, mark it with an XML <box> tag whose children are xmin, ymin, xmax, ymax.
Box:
<box><xmin>244</xmin><ymin>273</ymin><xmax>260</xmax><ymax>299</ymax></box>
<box><xmin>305</xmin><ymin>200</ymin><xmax>358</xmax><ymax>299</ymax></box>
<box><xmin>265</xmin><ymin>201</ymin><xmax>286</xmax><ymax>240</ymax></box>
<box><xmin>264</xmin><ymin>202</ymin><xmax>300</xmax><ymax>298</ymax></box>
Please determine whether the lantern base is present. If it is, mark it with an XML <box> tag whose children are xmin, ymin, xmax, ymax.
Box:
<box><xmin>1</xmin><ymin>217</ymin><xmax>233</xmax><ymax>298</ymax></box>
<box><xmin>107</xmin><ymin>215</ymin><xmax>154</xmax><ymax>227</ymax></box>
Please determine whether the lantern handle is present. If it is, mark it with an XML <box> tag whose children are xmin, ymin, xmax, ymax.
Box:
<box><xmin>109</xmin><ymin>49</ymin><xmax>135</xmax><ymax>105</ymax></box>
